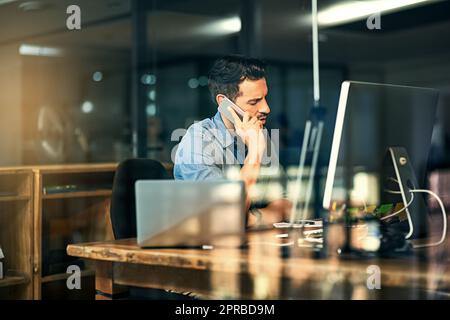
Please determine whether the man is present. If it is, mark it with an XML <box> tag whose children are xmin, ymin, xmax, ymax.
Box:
<box><xmin>174</xmin><ymin>55</ymin><xmax>290</xmax><ymax>225</ymax></box>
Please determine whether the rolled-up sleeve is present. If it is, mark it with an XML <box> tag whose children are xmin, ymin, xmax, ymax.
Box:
<box><xmin>174</xmin><ymin>163</ymin><xmax>224</xmax><ymax>180</ymax></box>
<box><xmin>173</xmin><ymin>125</ymin><xmax>225</xmax><ymax>181</ymax></box>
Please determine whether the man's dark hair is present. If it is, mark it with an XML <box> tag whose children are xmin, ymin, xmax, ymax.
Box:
<box><xmin>208</xmin><ymin>54</ymin><xmax>266</xmax><ymax>103</ymax></box>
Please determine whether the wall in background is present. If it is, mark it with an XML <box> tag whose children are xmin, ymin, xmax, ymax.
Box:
<box><xmin>0</xmin><ymin>44</ymin><xmax>22</xmax><ymax>166</ymax></box>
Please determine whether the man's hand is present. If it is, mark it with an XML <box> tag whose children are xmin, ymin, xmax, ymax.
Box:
<box><xmin>228</xmin><ymin>108</ymin><xmax>266</xmax><ymax>163</ymax></box>
<box><xmin>228</xmin><ymin>107</ymin><xmax>267</xmax><ymax>211</ymax></box>
<box><xmin>247</xmin><ymin>199</ymin><xmax>293</xmax><ymax>227</ymax></box>
<box><xmin>259</xmin><ymin>199</ymin><xmax>292</xmax><ymax>224</ymax></box>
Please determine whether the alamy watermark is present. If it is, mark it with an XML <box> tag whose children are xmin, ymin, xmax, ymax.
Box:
<box><xmin>367</xmin><ymin>12</ymin><xmax>381</xmax><ymax>30</ymax></box>
<box><xmin>366</xmin><ymin>265</ymin><xmax>381</xmax><ymax>290</ymax></box>
<box><xmin>171</xmin><ymin>126</ymin><xmax>280</xmax><ymax>169</ymax></box>
<box><xmin>66</xmin><ymin>5</ymin><xmax>81</xmax><ymax>30</ymax></box>
<box><xmin>66</xmin><ymin>265</ymin><xmax>81</xmax><ymax>290</ymax></box>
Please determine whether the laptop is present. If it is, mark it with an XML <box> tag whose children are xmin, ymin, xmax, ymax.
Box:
<box><xmin>135</xmin><ymin>180</ymin><xmax>246</xmax><ymax>248</ymax></box>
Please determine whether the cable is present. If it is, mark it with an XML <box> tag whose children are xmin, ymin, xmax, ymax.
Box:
<box><xmin>380</xmin><ymin>191</ymin><xmax>415</xmax><ymax>221</ymax></box>
<box><xmin>389</xmin><ymin>177</ymin><xmax>399</xmax><ymax>183</ymax></box>
<box><xmin>383</xmin><ymin>188</ymin><xmax>402</xmax><ymax>194</ymax></box>
<box><xmin>382</xmin><ymin>178</ymin><xmax>447</xmax><ymax>247</ymax></box>
<box><xmin>409</xmin><ymin>189</ymin><xmax>447</xmax><ymax>248</ymax></box>
<box><xmin>383</xmin><ymin>177</ymin><xmax>415</xmax><ymax>239</ymax></box>
<box><xmin>383</xmin><ymin>177</ymin><xmax>405</xmax><ymax>195</ymax></box>
<box><xmin>383</xmin><ymin>177</ymin><xmax>403</xmax><ymax>194</ymax></box>
<box><xmin>351</xmin><ymin>194</ymin><xmax>368</xmax><ymax>215</ymax></box>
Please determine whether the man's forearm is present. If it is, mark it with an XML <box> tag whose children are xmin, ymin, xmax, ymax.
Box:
<box><xmin>240</xmin><ymin>148</ymin><xmax>262</xmax><ymax>211</ymax></box>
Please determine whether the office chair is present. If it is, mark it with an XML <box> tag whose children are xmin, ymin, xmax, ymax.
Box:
<box><xmin>109</xmin><ymin>159</ymin><xmax>194</xmax><ymax>299</ymax></box>
<box><xmin>110</xmin><ymin>158</ymin><xmax>170</xmax><ymax>240</ymax></box>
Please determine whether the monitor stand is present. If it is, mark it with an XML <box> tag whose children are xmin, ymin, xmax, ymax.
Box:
<box><xmin>336</xmin><ymin>147</ymin><xmax>428</xmax><ymax>259</ymax></box>
<box><xmin>384</xmin><ymin>147</ymin><xmax>429</xmax><ymax>241</ymax></box>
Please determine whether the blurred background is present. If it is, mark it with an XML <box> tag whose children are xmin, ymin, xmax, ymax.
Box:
<box><xmin>2</xmin><ymin>0</ymin><xmax>450</xmax><ymax>300</ymax></box>
<box><xmin>0</xmin><ymin>0</ymin><xmax>449</xmax><ymax>176</ymax></box>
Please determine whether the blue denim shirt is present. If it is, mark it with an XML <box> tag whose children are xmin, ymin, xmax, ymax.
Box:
<box><xmin>174</xmin><ymin>112</ymin><xmax>246</xmax><ymax>180</ymax></box>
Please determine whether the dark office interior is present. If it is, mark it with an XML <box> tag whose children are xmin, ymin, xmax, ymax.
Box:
<box><xmin>1</xmin><ymin>0</ymin><xmax>450</xmax><ymax>302</ymax></box>
<box><xmin>0</xmin><ymin>0</ymin><xmax>448</xmax><ymax>167</ymax></box>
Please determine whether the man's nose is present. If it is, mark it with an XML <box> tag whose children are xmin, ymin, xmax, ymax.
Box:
<box><xmin>259</xmin><ymin>99</ymin><xmax>270</xmax><ymax>114</ymax></box>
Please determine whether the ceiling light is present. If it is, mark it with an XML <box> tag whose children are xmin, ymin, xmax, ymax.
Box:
<box><xmin>18</xmin><ymin>1</ymin><xmax>47</xmax><ymax>12</ymax></box>
<box><xmin>146</xmin><ymin>104</ymin><xmax>157</xmax><ymax>116</ymax></box>
<box><xmin>198</xmin><ymin>76</ymin><xmax>208</xmax><ymax>86</ymax></box>
<box><xmin>81</xmin><ymin>101</ymin><xmax>94</xmax><ymax>114</ymax></box>
<box><xmin>148</xmin><ymin>90</ymin><xmax>156</xmax><ymax>101</ymax></box>
<box><xmin>19</xmin><ymin>44</ymin><xmax>63</xmax><ymax>57</ymax></box>
<box><xmin>92</xmin><ymin>71</ymin><xmax>103</xmax><ymax>82</ymax></box>
<box><xmin>188</xmin><ymin>78</ymin><xmax>199</xmax><ymax>89</ymax></box>
<box><xmin>0</xmin><ymin>0</ymin><xmax>17</xmax><ymax>6</ymax></box>
<box><xmin>197</xmin><ymin>16</ymin><xmax>241</xmax><ymax>36</ymax></box>
<box><xmin>215</xmin><ymin>16</ymin><xmax>241</xmax><ymax>33</ymax></box>
<box><xmin>318</xmin><ymin>0</ymin><xmax>440</xmax><ymax>27</ymax></box>
<box><xmin>141</xmin><ymin>74</ymin><xmax>157</xmax><ymax>85</ymax></box>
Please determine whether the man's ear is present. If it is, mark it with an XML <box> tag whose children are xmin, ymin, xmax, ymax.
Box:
<box><xmin>215</xmin><ymin>94</ymin><xmax>225</xmax><ymax>106</ymax></box>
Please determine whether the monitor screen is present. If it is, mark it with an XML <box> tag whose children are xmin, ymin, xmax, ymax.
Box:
<box><xmin>323</xmin><ymin>81</ymin><xmax>439</xmax><ymax>238</ymax></box>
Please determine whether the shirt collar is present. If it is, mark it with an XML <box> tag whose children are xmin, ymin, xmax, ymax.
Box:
<box><xmin>212</xmin><ymin>111</ymin><xmax>235</xmax><ymax>148</ymax></box>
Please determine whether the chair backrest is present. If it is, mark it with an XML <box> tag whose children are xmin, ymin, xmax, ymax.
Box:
<box><xmin>110</xmin><ymin>158</ymin><xmax>170</xmax><ymax>239</ymax></box>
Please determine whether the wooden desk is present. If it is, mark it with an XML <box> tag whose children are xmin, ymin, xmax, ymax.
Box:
<box><xmin>67</xmin><ymin>229</ymin><xmax>450</xmax><ymax>300</ymax></box>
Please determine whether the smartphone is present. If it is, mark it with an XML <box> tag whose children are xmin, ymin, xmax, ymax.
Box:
<box><xmin>218</xmin><ymin>96</ymin><xmax>246</xmax><ymax>125</ymax></box>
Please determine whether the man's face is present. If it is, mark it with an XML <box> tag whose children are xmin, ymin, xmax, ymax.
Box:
<box><xmin>234</xmin><ymin>78</ymin><xmax>270</xmax><ymax>125</ymax></box>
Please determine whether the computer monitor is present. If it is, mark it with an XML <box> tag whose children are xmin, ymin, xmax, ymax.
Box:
<box><xmin>323</xmin><ymin>81</ymin><xmax>439</xmax><ymax>240</ymax></box>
